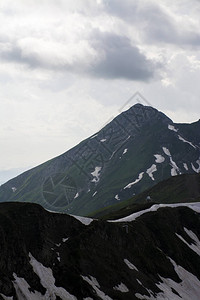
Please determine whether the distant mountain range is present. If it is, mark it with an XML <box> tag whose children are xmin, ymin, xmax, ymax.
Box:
<box><xmin>0</xmin><ymin>103</ymin><xmax>199</xmax><ymax>216</ymax></box>
<box><xmin>0</xmin><ymin>201</ymin><xmax>200</xmax><ymax>299</ymax></box>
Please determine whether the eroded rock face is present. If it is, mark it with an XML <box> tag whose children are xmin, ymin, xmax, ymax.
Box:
<box><xmin>0</xmin><ymin>104</ymin><xmax>199</xmax><ymax>216</ymax></box>
<box><xmin>0</xmin><ymin>202</ymin><xmax>200</xmax><ymax>299</ymax></box>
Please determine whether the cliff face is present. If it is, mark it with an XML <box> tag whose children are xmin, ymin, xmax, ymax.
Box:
<box><xmin>0</xmin><ymin>202</ymin><xmax>200</xmax><ymax>299</ymax></box>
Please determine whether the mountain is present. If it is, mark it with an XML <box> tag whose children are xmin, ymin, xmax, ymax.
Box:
<box><xmin>90</xmin><ymin>172</ymin><xmax>200</xmax><ymax>219</ymax></box>
<box><xmin>0</xmin><ymin>104</ymin><xmax>199</xmax><ymax>216</ymax></box>
<box><xmin>0</xmin><ymin>201</ymin><xmax>200</xmax><ymax>299</ymax></box>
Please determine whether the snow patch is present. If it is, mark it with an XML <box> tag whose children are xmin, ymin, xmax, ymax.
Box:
<box><xmin>92</xmin><ymin>191</ymin><xmax>97</xmax><ymax>197</ymax></box>
<box><xmin>171</xmin><ymin>167</ymin><xmax>178</xmax><ymax>176</ymax></box>
<box><xmin>124</xmin><ymin>172</ymin><xmax>144</xmax><ymax>189</ymax></box>
<box><xmin>115</xmin><ymin>194</ymin><xmax>120</xmax><ymax>201</ymax></box>
<box><xmin>109</xmin><ymin>135</ymin><xmax>131</xmax><ymax>160</ymax></box>
<box><xmin>178</xmin><ymin>135</ymin><xmax>196</xmax><ymax>149</ymax></box>
<box><xmin>162</xmin><ymin>257</ymin><xmax>200</xmax><ymax>300</ymax></box>
<box><xmin>154</xmin><ymin>154</ymin><xmax>165</xmax><ymax>163</ymax></box>
<box><xmin>135</xmin><ymin>257</ymin><xmax>200</xmax><ymax>300</ymax></box>
<box><xmin>168</xmin><ymin>124</ymin><xmax>178</xmax><ymax>132</ymax></box>
<box><xmin>162</xmin><ymin>147</ymin><xmax>180</xmax><ymax>176</ymax></box>
<box><xmin>137</xmin><ymin>279</ymin><xmax>143</xmax><ymax>286</ymax></box>
<box><xmin>70</xmin><ymin>215</ymin><xmax>93</xmax><ymax>226</ymax></box>
<box><xmin>29</xmin><ymin>253</ymin><xmax>77</xmax><ymax>299</ymax></box>
<box><xmin>0</xmin><ymin>294</ymin><xmax>13</xmax><ymax>300</ymax></box>
<box><xmin>62</xmin><ymin>237</ymin><xmax>68</xmax><ymax>243</ymax></box>
<box><xmin>81</xmin><ymin>276</ymin><xmax>113</xmax><ymax>300</ymax></box>
<box><xmin>13</xmin><ymin>274</ymin><xmax>44</xmax><ymax>300</ymax></box>
<box><xmin>146</xmin><ymin>164</ymin><xmax>157</xmax><ymax>181</ymax></box>
<box><xmin>191</xmin><ymin>159</ymin><xmax>200</xmax><ymax>173</ymax></box>
<box><xmin>183</xmin><ymin>163</ymin><xmax>189</xmax><ymax>171</ymax></box>
<box><xmin>122</xmin><ymin>148</ymin><xmax>128</xmax><ymax>155</ymax></box>
<box><xmin>188</xmin><ymin>202</ymin><xmax>200</xmax><ymax>214</ymax></box>
<box><xmin>162</xmin><ymin>147</ymin><xmax>171</xmax><ymax>156</ymax></box>
<box><xmin>124</xmin><ymin>259</ymin><xmax>138</xmax><ymax>271</ymax></box>
<box><xmin>168</xmin><ymin>124</ymin><xmax>197</xmax><ymax>149</ymax></box>
<box><xmin>11</xmin><ymin>187</ymin><xmax>17</xmax><ymax>193</ymax></box>
<box><xmin>100</xmin><ymin>139</ymin><xmax>106</xmax><ymax>142</ymax></box>
<box><xmin>56</xmin><ymin>252</ymin><xmax>61</xmax><ymax>262</ymax></box>
<box><xmin>91</xmin><ymin>167</ymin><xmax>102</xmax><ymax>183</ymax></box>
<box><xmin>113</xmin><ymin>283</ymin><xmax>129</xmax><ymax>293</ymax></box>
<box><xmin>74</xmin><ymin>192</ymin><xmax>79</xmax><ymax>199</ymax></box>
<box><xmin>90</xmin><ymin>134</ymin><xmax>98</xmax><ymax>139</ymax></box>
<box><xmin>176</xmin><ymin>228</ymin><xmax>200</xmax><ymax>256</ymax></box>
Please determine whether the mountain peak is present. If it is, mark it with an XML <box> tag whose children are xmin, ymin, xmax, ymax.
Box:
<box><xmin>117</xmin><ymin>102</ymin><xmax>172</xmax><ymax>130</ymax></box>
<box><xmin>132</xmin><ymin>102</ymin><xmax>144</xmax><ymax>108</ymax></box>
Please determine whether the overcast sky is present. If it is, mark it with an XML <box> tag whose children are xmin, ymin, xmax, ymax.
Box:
<box><xmin>0</xmin><ymin>0</ymin><xmax>200</xmax><ymax>182</ymax></box>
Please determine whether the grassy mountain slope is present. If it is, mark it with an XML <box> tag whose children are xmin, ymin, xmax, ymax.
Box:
<box><xmin>90</xmin><ymin>173</ymin><xmax>200</xmax><ymax>220</ymax></box>
<box><xmin>0</xmin><ymin>104</ymin><xmax>199</xmax><ymax>216</ymax></box>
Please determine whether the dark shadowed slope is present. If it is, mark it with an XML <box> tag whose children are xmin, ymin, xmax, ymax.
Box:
<box><xmin>0</xmin><ymin>202</ymin><xmax>200</xmax><ymax>299</ymax></box>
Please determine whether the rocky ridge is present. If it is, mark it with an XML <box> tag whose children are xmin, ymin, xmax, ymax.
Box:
<box><xmin>0</xmin><ymin>202</ymin><xmax>200</xmax><ymax>299</ymax></box>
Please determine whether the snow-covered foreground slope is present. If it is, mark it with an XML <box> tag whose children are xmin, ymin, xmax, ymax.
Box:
<box><xmin>135</xmin><ymin>257</ymin><xmax>200</xmax><ymax>300</ymax></box>
<box><xmin>0</xmin><ymin>201</ymin><xmax>200</xmax><ymax>300</ymax></box>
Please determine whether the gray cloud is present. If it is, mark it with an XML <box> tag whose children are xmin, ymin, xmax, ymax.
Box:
<box><xmin>89</xmin><ymin>32</ymin><xmax>158</xmax><ymax>80</ymax></box>
<box><xmin>0</xmin><ymin>32</ymin><xmax>159</xmax><ymax>81</ymax></box>
<box><xmin>142</xmin><ymin>5</ymin><xmax>200</xmax><ymax>46</ymax></box>
<box><xmin>1</xmin><ymin>45</ymin><xmax>40</xmax><ymax>69</ymax></box>
<box><xmin>0</xmin><ymin>1</ymin><xmax>198</xmax><ymax>83</ymax></box>
<box><xmin>104</xmin><ymin>0</ymin><xmax>200</xmax><ymax>47</ymax></box>
<box><xmin>0</xmin><ymin>40</ymin><xmax>83</xmax><ymax>73</ymax></box>
<box><xmin>104</xmin><ymin>0</ymin><xmax>139</xmax><ymax>22</ymax></box>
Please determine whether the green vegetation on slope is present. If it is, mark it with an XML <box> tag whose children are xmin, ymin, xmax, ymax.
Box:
<box><xmin>90</xmin><ymin>173</ymin><xmax>200</xmax><ymax>220</ymax></box>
